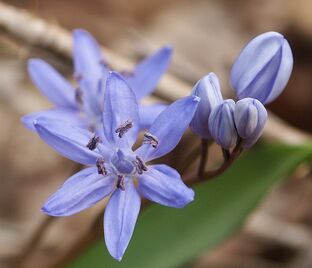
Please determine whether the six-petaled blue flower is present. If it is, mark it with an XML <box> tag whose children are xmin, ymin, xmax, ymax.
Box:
<box><xmin>35</xmin><ymin>72</ymin><xmax>199</xmax><ymax>261</ymax></box>
<box><xmin>22</xmin><ymin>29</ymin><xmax>172</xmax><ymax>134</ymax></box>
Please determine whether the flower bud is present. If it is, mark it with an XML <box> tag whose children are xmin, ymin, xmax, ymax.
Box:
<box><xmin>230</xmin><ymin>32</ymin><xmax>293</xmax><ymax>104</ymax></box>
<box><xmin>190</xmin><ymin>73</ymin><xmax>223</xmax><ymax>139</ymax></box>
<box><xmin>234</xmin><ymin>98</ymin><xmax>267</xmax><ymax>148</ymax></box>
<box><xmin>208</xmin><ymin>99</ymin><xmax>238</xmax><ymax>149</ymax></box>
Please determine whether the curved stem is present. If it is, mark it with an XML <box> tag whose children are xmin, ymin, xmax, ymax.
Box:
<box><xmin>204</xmin><ymin>140</ymin><xmax>243</xmax><ymax>180</ymax></box>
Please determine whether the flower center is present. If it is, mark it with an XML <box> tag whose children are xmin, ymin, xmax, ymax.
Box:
<box><xmin>109</xmin><ymin>149</ymin><xmax>148</xmax><ymax>177</ymax></box>
<box><xmin>111</xmin><ymin>149</ymin><xmax>136</xmax><ymax>175</ymax></box>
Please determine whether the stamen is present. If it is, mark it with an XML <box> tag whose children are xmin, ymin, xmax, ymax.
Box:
<box><xmin>86</xmin><ymin>135</ymin><xmax>101</xmax><ymax>150</ymax></box>
<box><xmin>75</xmin><ymin>87</ymin><xmax>83</xmax><ymax>105</ymax></box>
<box><xmin>133</xmin><ymin>156</ymin><xmax>147</xmax><ymax>175</ymax></box>
<box><xmin>117</xmin><ymin>175</ymin><xmax>125</xmax><ymax>190</ymax></box>
<box><xmin>143</xmin><ymin>132</ymin><xmax>159</xmax><ymax>148</ymax></box>
<box><xmin>96</xmin><ymin>158</ymin><xmax>107</xmax><ymax>175</ymax></box>
<box><xmin>115</xmin><ymin>120</ymin><xmax>133</xmax><ymax>138</ymax></box>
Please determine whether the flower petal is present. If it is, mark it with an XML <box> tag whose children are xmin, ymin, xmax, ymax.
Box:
<box><xmin>138</xmin><ymin>103</ymin><xmax>167</xmax><ymax>130</ymax></box>
<box><xmin>190</xmin><ymin>73</ymin><xmax>223</xmax><ymax>139</ymax></box>
<box><xmin>136</xmin><ymin>95</ymin><xmax>200</xmax><ymax>161</ymax></box>
<box><xmin>124</xmin><ymin>46</ymin><xmax>173</xmax><ymax>100</ymax></box>
<box><xmin>73</xmin><ymin>29</ymin><xmax>108</xmax><ymax>116</ymax></box>
<box><xmin>34</xmin><ymin>117</ymin><xmax>103</xmax><ymax>165</ymax></box>
<box><xmin>42</xmin><ymin>167</ymin><xmax>115</xmax><ymax>216</ymax></box>
<box><xmin>103</xmin><ymin>72</ymin><xmax>139</xmax><ymax>149</ymax></box>
<box><xmin>104</xmin><ymin>179</ymin><xmax>141</xmax><ymax>261</ymax></box>
<box><xmin>28</xmin><ymin>59</ymin><xmax>76</xmax><ymax>108</ymax></box>
<box><xmin>73</xmin><ymin>29</ymin><xmax>105</xmax><ymax>84</ymax></box>
<box><xmin>266</xmin><ymin>39</ymin><xmax>293</xmax><ymax>103</ymax></box>
<box><xmin>209</xmin><ymin>99</ymin><xmax>238</xmax><ymax>150</ymax></box>
<box><xmin>21</xmin><ymin>108</ymin><xmax>84</xmax><ymax>132</ymax></box>
<box><xmin>138</xmin><ymin>164</ymin><xmax>194</xmax><ymax>208</ymax></box>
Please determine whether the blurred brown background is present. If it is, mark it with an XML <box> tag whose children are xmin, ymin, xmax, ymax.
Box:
<box><xmin>0</xmin><ymin>0</ymin><xmax>311</xmax><ymax>267</ymax></box>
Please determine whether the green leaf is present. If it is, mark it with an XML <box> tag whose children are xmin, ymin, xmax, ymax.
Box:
<box><xmin>69</xmin><ymin>143</ymin><xmax>312</xmax><ymax>268</ymax></box>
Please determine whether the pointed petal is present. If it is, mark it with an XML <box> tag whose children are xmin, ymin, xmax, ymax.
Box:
<box><xmin>73</xmin><ymin>29</ymin><xmax>109</xmax><ymax>116</ymax></box>
<box><xmin>42</xmin><ymin>167</ymin><xmax>115</xmax><ymax>216</ymax></box>
<box><xmin>34</xmin><ymin>117</ymin><xmax>103</xmax><ymax>165</ymax></box>
<box><xmin>103</xmin><ymin>72</ymin><xmax>139</xmax><ymax>148</ymax></box>
<box><xmin>28</xmin><ymin>59</ymin><xmax>76</xmax><ymax>108</ymax></box>
<box><xmin>124</xmin><ymin>46</ymin><xmax>173</xmax><ymax>99</ymax></box>
<box><xmin>138</xmin><ymin>103</ymin><xmax>167</xmax><ymax>130</ymax></box>
<box><xmin>21</xmin><ymin>108</ymin><xmax>84</xmax><ymax>132</ymax></box>
<box><xmin>138</xmin><ymin>164</ymin><xmax>194</xmax><ymax>208</ymax></box>
<box><xmin>73</xmin><ymin>29</ymin><xmax>105</xmax><ymax>83</ymax></box>
<box><xmin>136</xmin><ymin>95</ymin><xmax>200</xmax><ymax>161</ymax></box>
<box><xmin>190</xmin><ymin>73</ymin><xmax>223</xmax><ymax>139</ymax></box>
<box><xmin>104</xmin><ymin>179</ymin><xmax>141</xmax><ymax>261</ymax></box>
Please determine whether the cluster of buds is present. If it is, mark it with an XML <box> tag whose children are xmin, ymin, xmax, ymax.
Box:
<box><xmin>190</xmin><ymin>31</ymin><xmax>293</xmax><ymax>150</ymax></box>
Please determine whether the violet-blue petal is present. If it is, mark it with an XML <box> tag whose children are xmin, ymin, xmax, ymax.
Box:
<box><xmin>136</xmin><ymin>95</ymin><xmax>200</xmax><ymax>161</ymax></box>
<box><xmin>266</xmin><ymin>39</ymin><xmax>293</xmax><ymax>103</ymax></box>
<box><xmin>104</xmin><ymin>179</ymin><xmax>141</xmax><ymax>261</ymax></box>
<box><xmin>73</xmin><ymin>29</ymin><xmax>108</xmax><ymax>116</ymax></box>
<box><xmin>138</xmin><ymin>103</ymin><xmax>167</xmax><ymax>129</ymax></box>
<box><xmin>21</xmin><ymin>108</ymin><xmax>84</xmax><ymax>132</ymax></box>
<box><xmin>138</xmin><ymin>164</ymin><xmax>194</xmax><ymax>208</ymax></box>
<box><xmin>28</xmin><ymin>59</ymin><xmax>76</xmax><ymax>108</ymax></box>
<box><xmin>209</xmin><ymin>99</ymin><xmax>238</xmax><ymax>150</ymax></box>
<box><xmin>103</xmin><ymin>72</ymin><xmax>139</xmax><ymax>149</ymax></box>
<box><xmin>230</xmin><ymin>32</ymin><xmax>293</xmax><ymax>104</ymax></box>
<box><xmin>234</xmin><ymin>98</ymin><xmax>267</xmax><ymax>148</ymax></box>
<box><xmin>190</xmin><ymin>73</ymin><xmax>223</xmax><ymax>139</ymax></box>
<box><xmin>124</xmin><ymin>46</ymin><xmax>173</xmax><ymax>100</ymax></box>
<box><xmin>73</xmin><ymin>29</ymin><xmax>105</xmax><ymax>84</ymax></box>
<box><xmin>34</xmin><ymin>117</ymin><xmax>103</xmax><ymax>165</ymax></box>
<box><xmin>42</xmin><ymin>167</ymin><xmax>115</xmax><ymax>216</ymax></box>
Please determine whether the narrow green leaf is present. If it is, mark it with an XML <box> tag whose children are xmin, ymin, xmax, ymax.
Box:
<box><xmin>70</xmin><ymin>143</ymin><xmax>312</xmax><ymax>268</ymax></box>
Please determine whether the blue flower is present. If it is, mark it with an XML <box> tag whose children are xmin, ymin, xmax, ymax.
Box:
<box><xmin>22</xmin><ymin>29</ymin><xmax>172</xmax><ymax>134</ymax></box>
<box><xmin>35</xmin><ymin>72</ymin><xmax>199</xmax><ymax>261</ymax></box>
<box><xmin>234</xmin><ymin>98</ymin><xmax>267</xmax><ymax>148</ymax></box>
<box><xmin>208</xmin><ymin>99</ymin><xmax>238</xmax><ymax>150</ymax></box>
<box><xmin>230</xmin><ymin>31</ymin><xmax>293</xmax><ymax>104</ymax></box>
<box><xmin>190</xmin><ymin>72</ymin><xmax>223</xmax><ymax>139</ymax></box>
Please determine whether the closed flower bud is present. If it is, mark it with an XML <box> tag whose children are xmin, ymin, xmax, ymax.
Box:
<box><xmin>190</xmin><ymin>73</ymin><xmax>223</xmax><ymax>139</ymax></box>
<box><xmin>230</xmin><ymin>32</ymin><xmax>293</xmax><ymax>104</ymax></box>
<box><xmin>209</xmin><ymin>99</ymin><xmax>238</xmax><ymax>149</ymax></box>
<box><xmin>234</xmin><ymin>98</ymin><xmax>268</xmax><ymax>148</ymax></box>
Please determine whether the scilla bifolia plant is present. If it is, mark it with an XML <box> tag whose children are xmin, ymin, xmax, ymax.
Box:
<box><xmin>22</xmin><ymin>30</ymin><xmax>293</xmax><ymax>261</ymax></box>
<box><xmin>190</xmin><ymin>31</ymin><xmax>293</xmax><ymax>178</ymax></box>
